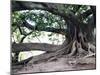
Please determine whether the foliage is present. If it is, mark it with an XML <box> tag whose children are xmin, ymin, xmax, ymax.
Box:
<box><xmin>12</xmin><ymin>10</ymin><xmax>66</xmax><ymax>43</ymax></box>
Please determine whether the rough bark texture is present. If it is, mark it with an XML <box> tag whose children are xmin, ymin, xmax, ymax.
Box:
<box><xmin>12</xmin><ymin>43</ymin><xmax>61</xmax><ymax>52</ymax></box>
<box><xmin>11</xmin><ymin>1</ymin><xmax>96</xmax><ymax>74</ymax></box>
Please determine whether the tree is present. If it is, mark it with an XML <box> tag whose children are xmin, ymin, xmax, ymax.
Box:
<box><xmin>11</xmin><ymin>1</ymin><xmax>96</xmax><ymax>73</ymax></box>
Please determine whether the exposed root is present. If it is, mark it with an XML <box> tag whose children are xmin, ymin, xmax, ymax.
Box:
<box><xmin>47</xmin><ymin>40</ymin><xmax>73</xmax><ymax>62</ymax></box>
<box><xmin>12</xmin><ymin>31</ymin><xmax>96</xmax><ymax>68</ymax></box>
<box><xmin>83</xmin><ymin>53</ymin><xmax>96</xmax><ymax>58</ymax></box>
<box><xmin>88</xmin><ymin>43</ymin><xmax>96</xmax><ymax>53</ymax></box>
<box><xmin>68</xmin><ymin>40</ymin><xmax>77</xmax><ymax>56</ymax></box>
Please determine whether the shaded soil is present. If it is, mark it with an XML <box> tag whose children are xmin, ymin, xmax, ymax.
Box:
<box><xmin>12</xmin><ymin>56</ymin><xmax>96</xmax><ymax>74</ymax></box>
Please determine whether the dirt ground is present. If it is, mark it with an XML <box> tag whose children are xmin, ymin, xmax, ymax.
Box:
<box><xmin>12</xmin><ymin>56</ymin><xmax>96</xmax><ymax>74</ymax></box>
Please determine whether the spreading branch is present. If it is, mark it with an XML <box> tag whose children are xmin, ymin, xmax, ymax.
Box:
<box><xmin>22</xmin><ymin>20</ymin><xmax>68</xmax><ymax>35</ymax></box>
<box><xmin>12</xmin><ymin>43</ymin><xmax>61</xmax><ymax>52</ymax></box>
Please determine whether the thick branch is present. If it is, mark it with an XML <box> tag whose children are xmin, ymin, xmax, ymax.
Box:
<box><xmin>12</xmin><ymin>1</ymin><xmax>67</xmax><ymax>20</ymax></box>
<box><xmin>12</xmin><ymin>43</ymin><xmax>61</xmax><ymax>52</ymax></box>
<box><xmin>22</xmin><ymin>21</ymin><xmax>67</xmax><ymax>35</ymax></box>
<box><xmin>12</xmin><ymin>56</ymin><xmax>33</xmax><ymax>66</ymax></box>
<box><xmin>12</xmin><ymin>1</ymin><xmax>46</xmax><ymax>11</ymax></box>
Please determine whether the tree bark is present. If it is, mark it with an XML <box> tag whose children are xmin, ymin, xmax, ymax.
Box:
<box><xmin>12</xmin><ymin>43</ymin><xmax>61</xmax><ymax>52</ymax></box>
<box><xmin>12</xmin><ymin>1</ymin><xmax>96</xmax><ymax>72</ymax></box>
<box><xmin>22</xmin><ymin>20</ymin><xmax>67</xmax><ymax>35</ymax></box>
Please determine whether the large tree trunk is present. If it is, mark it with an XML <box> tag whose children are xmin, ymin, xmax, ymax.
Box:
<box><xmin>11</xmin><ymin>1</ymin><xmax>96</xmax><ymax>74</ymax></box>
<box><xmin>12</xmin><ymin>11</ymin><xmax>96</xmax><ymax>67</ymax></box>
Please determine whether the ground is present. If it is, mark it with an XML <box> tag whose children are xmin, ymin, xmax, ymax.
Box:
<box><xmin>12</xmin><ymin>55</ymin><xmax>96</xmax><ymax>74</ymax></box>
